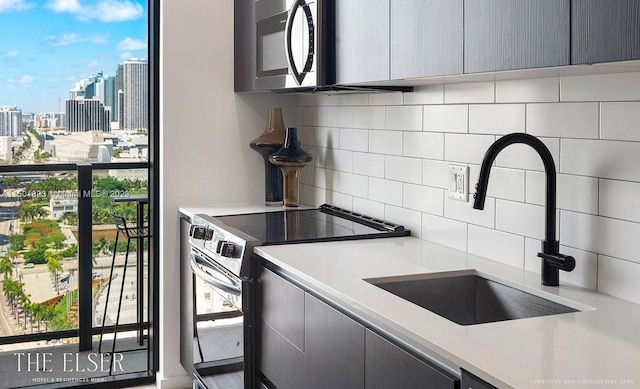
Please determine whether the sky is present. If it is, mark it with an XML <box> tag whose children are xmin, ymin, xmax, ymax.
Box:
<box><xmin>0</xmin><ymin>0</ymin><xmax>148</xmax><ymax>113</ymax></box>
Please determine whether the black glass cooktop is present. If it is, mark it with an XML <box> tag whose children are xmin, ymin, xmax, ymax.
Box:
<box><xmin>214</xmin><ymin>204</ymin><xmax>409</xmax><ymax>245</ymax></box>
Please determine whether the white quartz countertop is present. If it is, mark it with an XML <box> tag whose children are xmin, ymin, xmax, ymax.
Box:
<box><xmin>255</xmin><ymin>237</ymin><xmax>640</xmax><ymax>389</ymax></box>
<box><xmin>179</xmin><ymin>203</ymin><xmax>316</xmax><ymax>220</ymax></box>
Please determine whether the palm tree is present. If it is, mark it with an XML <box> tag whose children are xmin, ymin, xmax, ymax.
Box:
<box><xmin>0</xmin><ymin>257</ymin><xmax>13</xmax><ymax>279</ymax></box>
<box><xmin>46</xmin><ymin>253</ymin><xmax>63</xmax><ymax>294</ymax></box>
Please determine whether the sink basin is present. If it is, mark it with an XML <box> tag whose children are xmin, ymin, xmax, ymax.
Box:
<box><xmin>366</xmin><ymin>272</ymin><xmax>578</xmax><ymax>325</ymax></box>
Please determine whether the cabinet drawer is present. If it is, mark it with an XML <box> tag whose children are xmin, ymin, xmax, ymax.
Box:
<box><xmin>258</xmin><ymin>267</ymin><xmax>305</xmax><ymax>350</ymax></box>
<box><xmin>259</xmin><ymin>321</ymin><xmax>304</xmax><ymax>389</ymax></box>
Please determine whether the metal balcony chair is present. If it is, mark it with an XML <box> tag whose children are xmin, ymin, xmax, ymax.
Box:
<box><xmin>98</xmin><ymin>211</ymin><xmax>150</xmax><ymax>375</ymax></box>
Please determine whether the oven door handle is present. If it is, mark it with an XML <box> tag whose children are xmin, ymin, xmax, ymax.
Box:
<box><xmin>190</xmin><ymin>251</ymin><xmax>241</xmax><ymax>296</ymax></box>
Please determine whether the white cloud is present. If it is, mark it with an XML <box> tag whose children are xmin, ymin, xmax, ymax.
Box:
<box><xmin>47</xmin><ymin>0</ymin><xmax>143</xmax><ymax>22</ymax></box>
<box><xmin>20</xmin><ymin>75</ymin><xmax>33</xmax><ymax>84</ymax></box>
<box><xmin>87</xmin><ymin>60</ymin><xmax>99</xmax><ymax>69</ymax></box>
<box><xmin>119</xmin><ymin>51</ymin><xmax>132</xmax><ymax>61</ymax></box>
<box><xmin>7</xmin><ymin>50</ymin><xmax>18</xmax><ymax>56</ymax></box>
<box><xmin>45</xmin><ymin>33</ymin><xmax>109</xmax><ymax>46</ymax></box>
<box><xmin>0</xmin><ymin>0</ymin><xmax>35</xmax><ymax>13</ymax></box>
<box><xmin>118</xmin><ymin>37</ymin><xmax>146</xmax><ymax>51</ymax></box>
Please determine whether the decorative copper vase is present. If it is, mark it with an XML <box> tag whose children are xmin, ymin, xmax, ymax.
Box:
<box><xmin>250</xmin><ymin>108</ymin><xmax>287</xmax><ymax>206</ymax></box>
<box><xmin>269</xmin><ymin>128</ymin><xmax>312</xmax><ymax>208</ymax></box>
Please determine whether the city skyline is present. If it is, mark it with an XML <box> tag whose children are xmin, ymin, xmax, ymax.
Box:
<box><xmin>0</xmin><ymin>0</ymin><xmax>148</xmax><ymax>113</ymax></box>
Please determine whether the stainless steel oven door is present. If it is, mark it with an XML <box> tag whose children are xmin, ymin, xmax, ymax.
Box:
<box><xmin>190</xmin><ymin>249</ymin><xmax>242</xmax><ymax>311</ymax></box>
<box><xmin>255</xmin><ymin>0</ymin><xmax>321</xmax><ymax>90</ymax></box>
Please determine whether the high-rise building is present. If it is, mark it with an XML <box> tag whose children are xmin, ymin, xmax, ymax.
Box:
<box><xmin>65</xmin><ymin>98</ymin><xmax>111</xmax><ymax>133</ymax></box>
<box><xmin>121</xmin><ymin>59</ymin><xmax>148</xmax><ymax>131</ymax></box>
<box><xmin>0</xmin><ymin>106</ymin><xmax>22</xmax><ymax>137</ymax></box>
<box><xmin>96</xmin><ymin>76</ymin><xmax>117</xmax><ymax>121</ymax></box>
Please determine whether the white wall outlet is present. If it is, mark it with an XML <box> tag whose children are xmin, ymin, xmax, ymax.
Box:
<box><xmin>448</xmin><ymin>165</ymin><xmax>469</xmax><ymax>202</ymax></box>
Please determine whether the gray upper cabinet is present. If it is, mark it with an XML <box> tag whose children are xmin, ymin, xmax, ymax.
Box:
<box><xmin>464</xmin><ymin>0</ymin><xmax>570</xmax><ymax>73</ymax></box>
<box><xmin>390</xmin><ymin>0</ymin><xmax>463</xmax><ymax>79</ymax></box>
<box><xmin>234</xmin><ymin>0</ymin><xmax>256</xmax><ymax>91</ymax></box>
<box><xmin>335</xmin><ymin>0</ymin><xmax>390</xmax><ymax>84</ymax></box>
<box><xmin>572</xmin><ymin>0</ymin><xmax>640</xmax><ymax>64</ymax></box>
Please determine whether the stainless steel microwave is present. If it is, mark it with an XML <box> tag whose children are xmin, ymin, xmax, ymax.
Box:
<box><xmin>255</xmin><ymin>0</ymin><xmax>327</xmax><ymax>91</ymax></box>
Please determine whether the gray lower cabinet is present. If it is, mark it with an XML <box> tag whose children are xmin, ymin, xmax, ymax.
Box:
<box><xmin>572</xmin><ymin>0</ymin><xmax>640</xmax><ymax>64</ymax></box>
<box><xmin>390</xmin><ymin>0</ymin><xmax>463</xmax><ymax>79</ymax></box>
<box><xmin>365</xmin><ymin>330</ymin><xmax>458</xmax><ymax>389</ymax></box>
<box><xmin>304</xmin><ymin>294</ymin><xmax>365</xmax><ymax>389</ymax></box>
<box><xmin>464</xmin><ymin>0</ymin><xmax>570</xmax><ymax>73</ymax></box>
<box><xmin>257</xmin><ymin>264</ymin><xmax>459</xmax><ymax>389</ymax></box>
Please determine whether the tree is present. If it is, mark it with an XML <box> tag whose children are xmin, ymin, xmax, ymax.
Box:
<box><xmin>5</xmin><ymin>176</ymin><xmax>19</xmax><ymax>189</ymax></box>
<box><xmin>9</xmin><ymin>235</ymin><xmax>25</xmax><ymax>251</ymax></box>
<box><xmin>0</xmin><ymin>257</ymin><xmax>13</xmax><ymax>279</ymax></box>
<box><xmin>46</xmin><ymin>253</ymin><xmax>63</xmax><ymax>295</ymax></box>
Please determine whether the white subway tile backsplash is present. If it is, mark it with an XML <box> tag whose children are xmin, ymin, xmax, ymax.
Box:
<box><xmin>423</xmin><ymin>105</ymin><xmax>468</xmax><ymax>133</ymax></box>
<box><xmin>333</xmin><ymin>171</ymin><xmax>369</xmax><ymax>198</ymax></box>
<box><xmin>403</xmin><ymin>85</ymin><xmax>444</xmax><ymax>105</ymax></box>
<box><xmin>354</xmin><ymin>106</ymin><xmax>385</xmax><ymax>130</ymax></box>
<box><xmin>385</xmin><ymin>106</ymin><xmax>423</xmax><ymax>131</ymax></box>
<box><xmin>444</xmin><ymin>196</ymin><xmax>495</xmax><ymax>228</ymax></box>
<box><xmin>599</xmin><ymin>179</ymin><xmax>640</xmax><ymax>223</ymax></box>
<box><xmin>600</xmin><ymin>102</ymin><xmax>640</xmax><ymax>141</ymax></box>
<box><xmin>422</xmin><ymin>213</ymin><xmax>467</xmax><ymax>252</ymax></box>
<box><xmin>296</xmin><ymin>71</ymin><xmax>640</xmax><ymax>304</ymax></box>
<box><xmin>369</xmin><ymin>130</ymin><xmax>403</xmax><ymax>155</ymax></box>
<box><xmin>339</xmin><ymin>94</ymin><xmax>368</xmax><ymax>106</ymax></box>
<box><xmin>325</xmin><ymin>148</ymin><xmax>353</xmax><ymax>172</ymax></box>
<box><xmin>402</xmin><ymin>183</ymin><xmax>444</xmax><ymax>216</ymax></box>
<box><xmin>496</xmin><ymin>200</ymin><xmax>545</xmax><ymax>240</ymax></box>
<box><xmin>444</xmin><ymin>133</ymin><xmax>496</xmax><ymax>164</ymax></box>
<box><xmin>314</xmin><ymin>127</ymin><xmax>340</xmax><ymax>148</ymax></box>
<box><xmin>525</xmin><ymin>172</ymin><xmax>598</xmax><ymax>215</ymax></box>
<box><xmin>527</xmin><ymin>103</ymin><xmax>599</xmax><ymax>139</ymax></box>
<box><xmin>368</xmin><ymin>92</ymin><xmax>403</xmax><ymax>106</ymax></box>
<box><xmin>561</xmin><ymin>139</ymin><xmax>640</xmax><ymax>182</ymax></box>
<box><xmin>385</xmin><ymin>155</ymin><xmax>422</xmax><ymax>184</ymax></box>
<box><xmin>561</xmin><ymin>210</ymin><xmax>640</xmax><ymax>264</ymax></box>
<box><xmin>468</xmin><ymin>225</ymin><xmax>524</xmax><ymax>268</ymax></box>
<box><xmin>422</xmin><ymin>159</ymin><xmax>451</xmax><ymax>189</ymax></box>
<box><xmin>469</xmin><ymin>104</ymin><xmax>525</xmax><ymax>134</ymax></box>
<box><xmin>444</xmin><ymin>81</ymin><xmax>494</xmax><ymax>104</ymax></box>
<box><xmin>340</xmin><ymin>129</ymin><xmax>369</xmax><ymax>152</ymax></box>
<box><xmin>495</xmin><ymin>77</ymin><xmax>559</xmax><ymax>103</ymax></box>
<box><xmin>326</xmin><ymin>106</ymin><xmax>354</xmax><ymax>128</ymax></box>
<box><xmin>561</xmin><ymin>72</ymin><xmax>640</xmax><ymax>102</ymax></box>
<box><xmin>384</xmin><ymin>205</ymin><xmax>423</xmax><ymax>239</ymax></box>
<box><xmin>495</xmin><ymin>137</ymin><xmax>559</xmax><ymax>171</ymax></box>
<box><xmin>524</xmin><ymin>238</ymin><xmax>598</xmax><ymax>290</ymax></box>
<box><xmin>297</xmin><ymin>93</ymin><xmax>315</xmax><ymax>107</ymax></box>
<box><xmin>468</xmin><ymin>166</ymin><xmax>525</xmax><ymax>202</ymax></box>
<box><xmin>316</xmin><ymin>94</ymin><xmax>340</xmax><ymax>106</ymax></box>
<box><xmin>403</xmin><ymin>132</ymin><xmax>444</xmax><ymax>160</ymax></box>
<box><xmin>352</xmin><ymin>197</ymin><xmax>386</xmax><ymax>221</ymax></box>
<box><xmin>353</xmin><ymin>152</ymin><xmax>385</xmax><ymax>178</ymax></box>
<box><xmin>598</xmin><ymin>256</ymin><xmax>640</xmax><ymax>304</ymax></box>
<box><xmin>369</xmin><ymin>177</ymin><xmax>403</xmax><ymax>206</ymax></box>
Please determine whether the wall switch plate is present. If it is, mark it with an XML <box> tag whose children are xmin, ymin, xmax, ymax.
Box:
<box><xmin>448</xmin><ymin>165</ymin><xmax>469</xmax><ymax>202</ymax></box>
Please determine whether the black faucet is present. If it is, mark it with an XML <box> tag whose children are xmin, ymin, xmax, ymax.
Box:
<box><xmin>473</xmin><ymin>133</ymin><xmax>575</xmax><ymax>286</ymax></box>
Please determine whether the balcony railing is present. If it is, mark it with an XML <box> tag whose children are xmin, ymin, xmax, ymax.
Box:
<box><xmin>0</xmin><ymin>162</ymin><xmax>151</xmax><ymax>387</ymax></box>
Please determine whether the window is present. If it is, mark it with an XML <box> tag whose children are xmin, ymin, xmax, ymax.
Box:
<box><xmin>0</xmin><ymin>1</ymin><xmax>157</xmax><ymax>387</ymax></box>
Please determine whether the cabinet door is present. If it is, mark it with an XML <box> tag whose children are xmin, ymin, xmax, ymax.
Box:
<box><xmin>234</xmin><ymin>0</ymin><xmax>256</xmax><ymax>91</ymax></box>
<box><xmin>365</xmin><ymin>330</ymin><xmax>458</xmax><ymax>389</ymax></box>
<box><xmin>464</xmin><ymin>0</ymin><xmax>570</xmax><ymax>73</ymax></box>
<box><xmin>572</xmin><ymin>0</ymin><xmax>640</xmax><ymax>64</ymax></box>
<box><xmin>257</xmin><ymin>267</ymin><xmax>305</xmax><ymax>389</ymax></box>
<box><xmin>305</xmin><ymin>294</ymin><xmax>365</xmax><ymax>389</ymax></box>
<box><xmin>390</xmin><ymin>0</ymin><xmax>463</xmax><ymax>79</ymax></box>
<box><xmin>335</xmin><ymin>0</ymin><xmax>389</xmax><ymax>84</ymax></box>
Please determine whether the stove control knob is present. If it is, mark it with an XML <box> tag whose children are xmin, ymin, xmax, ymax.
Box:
<box><xmin>204</xmin><ymin>229</ymin><xmax>214</xmax><ymax>241</ymax></box>
<box><xmin>190</xmin><ymin>225</ymin><xmax>207</xmax><ymax>240</ymax></box>
<box><xmin>219</xmin><ymin>242</ymin><xmax>237</xmax><ymax>258</ymax></box>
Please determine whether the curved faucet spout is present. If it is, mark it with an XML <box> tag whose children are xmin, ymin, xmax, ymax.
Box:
<box><xmin>472</xmin><ymin>133</ymin><xmax>573</xmax><ymax>286</ymax></box>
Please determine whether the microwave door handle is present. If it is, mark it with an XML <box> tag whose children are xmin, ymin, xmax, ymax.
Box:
<box><xmin>190</xmin><ymin>252</ymin><xmax>241</xmax><ymax>296</ymax></box>
<box><xmin>285</xmin><ymin>0</ymin><xmax>314</xmax><ymax>85</ymax></box>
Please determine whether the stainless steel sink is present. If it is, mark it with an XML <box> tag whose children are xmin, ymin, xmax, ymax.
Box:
<box><xmin>366</xmin><ymin>272</ymin><xmax>578</xmax><ymax>325</ymax></box>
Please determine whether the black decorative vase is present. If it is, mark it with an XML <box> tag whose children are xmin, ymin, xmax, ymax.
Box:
<box><xmin>250</xmin><ymin>108</ymin><xmax>286</xmax><ymax>206</ymax></box>
<box><xmin>269</xmin><ymin>128</ymin><xmax>312</xmax><ymax>208</ymax></box>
